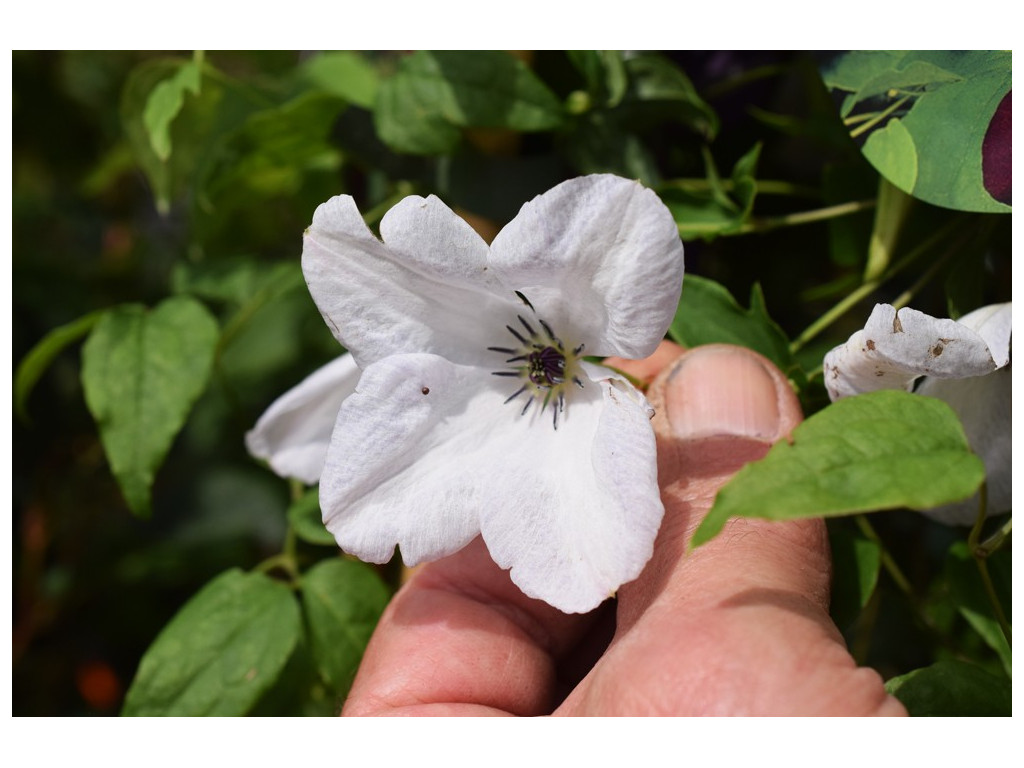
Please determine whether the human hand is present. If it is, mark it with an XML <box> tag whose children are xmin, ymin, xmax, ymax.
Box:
<box><xmin>341</xmin><ymin>342</ymin><xmax>906</xmax><ymax>716</ymax></box>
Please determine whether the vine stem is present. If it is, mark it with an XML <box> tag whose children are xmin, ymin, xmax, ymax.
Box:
<box><xmin>967</xmin><ymin>484</ymin><xmax>1012</xmax><ymax>646</ymax></box>
<box><xmin>255</xmin><ymin>479</ymin><xmax>304</xmax><ymax>586</ymax></box>
<box><xmin>789</xmin><ymin>215</ymin><xmax>965</xmax><ymax>354</ymax></box>
<box><xmin>660</xmin><ymin>178</ymin><xmax>820</xmax><ymax>198</ymax></box>
<box><xmin>849</xmin><ymin>94</ymin><xmax>912</xmax><ymax>139</ymax></box>
<box><xmin>737</xmin><ymin>199</ymin><xmax>875</xmax><ymax>234</ymax></box>
<box><xmin>854</xmin><ymin>515</ymin><xmax>946</xmax><ymax>643</ymax></box>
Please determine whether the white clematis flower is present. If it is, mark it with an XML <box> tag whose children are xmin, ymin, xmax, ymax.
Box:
<box><xmin>247</xmin><ymin>175</ymin><xmax>685</xmax><ymax>613</ymax></box>
<box><xmin>823</xmin><ymin>302</ymin><xmax>1011</xmax><ymax>525</ymax></box>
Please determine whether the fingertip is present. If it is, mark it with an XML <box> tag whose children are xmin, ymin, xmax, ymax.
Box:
<box><xmin>650</xmin><ymin>344</ymin><xmax>802</xmax><ymax>445</ymax></box>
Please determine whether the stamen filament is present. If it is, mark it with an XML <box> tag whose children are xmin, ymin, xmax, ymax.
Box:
<box><xmin>518</xmin><ymin>315</ymin><xmax>537</xmax><ymax>338</ymax></box>
<box><xmin>506</xmin><ymin>325</ymin><xmax>529</xmax><ymax>346</ymax></box>
<box><xmin>504</xmin><ymin>385</ymin><xmax>527</xmax><ymax>404</ymax></box>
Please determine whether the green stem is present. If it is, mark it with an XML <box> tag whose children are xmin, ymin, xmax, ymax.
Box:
<box><xmin>864</xmin><ymin>178</ymin><xmax>914</xmax><ymax>282</ymax></box>
<box><xmin>966</xmin><ymin>485</ymin><xmax>1012</xmax><ymax>646</ymax></box>
<box><xmin>660</xmin><ymin>178</ymin><xmax>819</xmax><ymax>198</ymax></box>
<box><xmin>976</xmin><ymin>518</ymin><xmax>1012</xmax><ymax>558</ymax></box>
<box><xmin>889</xmin><ymin>239</ymin><xmax>962</xmax><ymax>311</ymax></box>
<box><xmin>255</xmin><ymin>480</ymin><xmax>306</xmax><ymax>584</ymax></box>
<box><xmin>855</xmin><ymin>515</ymin><xmax>913</xmax><ymax>596</ymax></box>
<box><xmin>789</xmin><ymin>215</ymin><xmax>964</xmax><ymax>354</ymax></box>
<box><xmin>850</xmin><ymin>95</ymin><xmax>911</xmax><ymax>139</ymax></box>
<box><xmin>734</xmin><ymin>199</ymin><xmax>875</xmax><ymax>235</ymax></box>
<box><xmin>853</xmin><ymin>515</ymin><xmax>948</xmax><ymax>645</ymax></box>
<box><xmin>975</xmin><ymin>557</ymin><xmax>1011</xmax><ymax>646</ymax></box>
<box><xmin>703</xmin><ymin>63</ymin><xmax>787</xmax><ymax>100</ymax></box>
<box><xmin>255</xmin><ymin>552</ymin><xmax>299</xmax><ymax>582</ymax></box>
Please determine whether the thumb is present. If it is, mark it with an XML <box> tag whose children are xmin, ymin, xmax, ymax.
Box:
<box><xmin>618</xmin><ymin>343</ymin><xmax>828</xmax><ymax>624</ymax></box>
<box><xmin>563</xmin><ymin>344</ymin><xmax>903</xmax><ymax>715</ymax></box>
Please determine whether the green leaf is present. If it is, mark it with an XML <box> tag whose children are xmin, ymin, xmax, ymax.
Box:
<box><xmin>202</xmin><ymin>91</ymin><xmax>346</xmax><ymax>205</ymax></box>
<box><xmin>567</xmin><ymin>51</ymin><xmax>628</xmax><ymax>108</ymax></box>
<box><xmin>658</xmin><ymin>143</ymin><xmax>760</xmax><ymax>240</ymax></box>
<box><xmin>945</xmin><ymin>541</ymin><xmax>1011</xmax><ymax>674</ymax></box>
<box><xmin>81</xmin><ymin>296</ymin><xmax>219</xmax><ymax>517</ymax></box>
<box><xmin>623</xmin><ymin>54</ymin><xmax>718</xmax><ymax>139</ymax></box>
<box><xmin>691</xmin><ymin>390</ymin><xmax>987</xmax><ymax>548</ymax></box>
<box><xmin>828</xmin><ymin>524</ymin><xmax>881</xmax><ymax>630</ymax></box>
<box><xmin>668</xmin><ymin>274</ymin><xmax>794</xmax><ymax>375</ymax></box>
<box><xmin>885</xmin><ymin>659</ymin><xmax>1010</xmax><ymax>716</ymax></box>
<box><xmin>564</xmin><ymin>110</ymin><xmax>661</xmax><ymax>185</ymax></box>
<box><xmin>14</xmin><ymin>309</ymin><xmax>105</xmax><ymax>421</ymax></box>
<box><xmin>142</xmin><ymin>54</ymin><xmax>202</xmax><ymax>161</ymax></box>
<box><xmin>122</xmin><ymin>569</ymin><xmax>302</xmax><ymax>716</ymax></box>
<box><xmin>821</xmin><ymin>51</ymin><xmax>1011</xmax><ymax>213</ymax></box>
<box><xmin>374</xmin><ymin>51</ymin><xmax>564</xmax><ymax>155</ymax></box>
<box><xmin>288</xmin><ymin>488</ymin><xmax>336</xmax><ymax>547</ymax></box>
<box><xmin>121</xmin><ymin>56</ymin><xmax>266</xmax><ymax>213</ymax></box>
<box><xmin>301</xmin><ymin>558</ymin><xmax>390</xmax><ymax>695</ymax></box>
<box><xmin>301</xmin><ymin>51</ymin><xmax>380</xmax><ymax>109</ymax></box>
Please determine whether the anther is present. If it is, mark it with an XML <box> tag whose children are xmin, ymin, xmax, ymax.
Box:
<box><xmin>538</xmin><ymin>318</ymin><xmax>563</xmax><ymax>349</ymax></box>
<box><xmin>514</xmin><ymin>291</ymin><xmax>535</xmax><ymax>311</ymax></box>
<box><xmin>504</xmin><ymin>385</ymin><xmax>527</xmax><ymax>404</ymax></box>
<box><xmin>518</xmin><ymin>315</ymin><xmax>537</xmax><ymax>338</ymax></box>
<box><xmin>505</xmin><ymin>325</ymin><xmax>529</xmax><ymax>346</ymax></box>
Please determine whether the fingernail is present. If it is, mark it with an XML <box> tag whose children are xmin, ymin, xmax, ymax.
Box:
<box><xmin>663</xmin><ymin>346</ymin><xmax>782</xmax><ymax>441</ymax></box>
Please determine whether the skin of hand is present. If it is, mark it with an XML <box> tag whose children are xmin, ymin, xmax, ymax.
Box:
<box><xmin>341</xmin><ymin>342</ymin><xmax>907</xmax><ymax>716</ymax></box>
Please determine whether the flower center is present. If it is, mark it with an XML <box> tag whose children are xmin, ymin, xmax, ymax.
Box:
<box><xmin>489</xmin><ymin>300</ymin><xmax>584</xmax><ymax>430</ymax></box>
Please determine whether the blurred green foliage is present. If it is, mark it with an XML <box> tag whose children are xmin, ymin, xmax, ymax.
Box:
<box><xmin>13</xmin><ymin>51</ymin><xmax>1010</xmax><ymax>715</ymax></box>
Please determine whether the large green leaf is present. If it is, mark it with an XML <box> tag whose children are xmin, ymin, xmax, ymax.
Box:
<box><xmin>201</xmin><ymin>91</ymin><xmax>346</xmax><ymax>205</ymax></box>
<box><xmin>374</xmin><ymin>51</ymin><xmax>565</xmax><ymax>155</ymax></box>
<box><xmin>885</xmin><ymin>659</ymin><xmax>1010</xmax><ymax>716</ymax></box>
<box><xmin>668</xmin><ymin>274</ymin><xmax>794</xmax><ymax>375</ymax></box>
<box><xmin>81</xmin><ymin>296</ymin><xmax>219</xmax><ymax>517</ymax></box>
<box><xmin>691</xmin><ymin>390</ymin><xmax>987</xmax><ymax>547</ymax></box>
<box><xmin>122</xmin><ymin>569</ymin><xmax>302</xmax><ymax>716</ymax></box>
<box><xmin>821</xmin><ymin>51</ymin><xmax>1011</xmax><ymax>213</ymax></box>
<box><xmin>300</xmin><ymin>51</ymin><xmax>380</xmax><ymax>109</ymax></box>
<box><xmin>301</xmin><ymin>558</ymin><xmax>391</xmax><ymax>695</ymax></box>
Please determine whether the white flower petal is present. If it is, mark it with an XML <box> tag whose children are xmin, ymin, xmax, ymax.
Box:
<box><xmin>489</xmin><ymin>175</ymin><xmax>684</xmax><ymax>358</ymax></box>
<box><xmin>824</xmin><ymin>304</ymin><xmax>1001</xmax><ymax>400</ymax></box>
<box><xmin>320</xmin><ymin>354</ymin><xmax>662</xmax><ymax>612</ymax></box>
<box><xmin>319</xmin><ymin>353</ymin><xmax>487</xmax><ymax>565</ymax></box>
<box><xmin>916</xmin><ymin>368</ymin><xmax>1012</xmax><ymax>525</ymax></box>
<box><xmin>479</xmin><ymin>364</ymin><xmax>663</xmax><ymax>613</ymax></box>
<box><xmin>956</xmin><ymin>302</ymin><xmax>1011</xmax><ymax>368</ymax></box>
<box><xmin>302</xmin><ymin>195</ymin><xmax>515</xmax><ymax>368</ymax></box>
<box><xmin>245</xmin><ymin>354</ymin><xmax>360</xmax><ymax>484</ymax></box>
